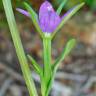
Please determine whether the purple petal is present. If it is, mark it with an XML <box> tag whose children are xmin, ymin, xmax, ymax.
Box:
<box><xmin>16</xmin><ymin>8</ymin><xmax>30</xmax><ymax>17</ymax></box>
<box><xmin>39</xmin><ymin>1</ymin><xmax>61</xmax><ymax>33</ymax></box>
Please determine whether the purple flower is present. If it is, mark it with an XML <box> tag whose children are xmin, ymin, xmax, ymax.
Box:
<box><xmin>39</xmin><ymin>1</ymin><xmax>61</xmax><ymax>33</ymax></box>
<box><xmin>16</xmin><ymin>1</ymin><xmax>61</xmax><ymax>33</ymax></box>
<box><xmin>16</xmin><ymin>1</ymin><xmax>81</xmax><ymax>33</ymax></box>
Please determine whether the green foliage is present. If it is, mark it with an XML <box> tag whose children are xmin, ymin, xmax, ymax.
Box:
<box><xmin>54</xmin><ymin>0</ymin><xmax>96</xmax><ymax>11</ymax></box>
<box><xmin>28</xmin><ymin>55</ymin><xmax>42</xmax><ymax>75</ymax></box>
<box><xmin>46</xmin><ymin>39</ymin><xmax>76</xmax><ymax>96</ymax></box>
<box><xmin>54</xmin><ymin>0</ymin><xmax>85</xmax><ymax>9</ymax></box>
<box><xmin>56</xmin><ymin>0</ymin><xmax>68</xmax><ymax>15</ymax></box>
<box><xmin>0</xmin><ymin>1</ymin><xmax>3</xmax><ymax>11</ymax></box>
<box><xmin>86</xmin><ymin>0</ymin><xmax>96</xmax><ymax>10</ymax></box>
<box><xmin>53</xmin><ymin>39</ymin><xmax>76</xmax><ymax>71</ymax></box>
<box><xmin>2</xmin><ymin>0</ymin><xmax>38</xmax><ymax>96</ymax></box>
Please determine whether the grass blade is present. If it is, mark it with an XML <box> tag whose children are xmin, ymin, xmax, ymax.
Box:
<box><xmin>53</xmin><ymin>39</ymin><xmax>76</xmax><ymax>72</ymax></box>
<box><xmin>2</xmin><ymin>0</ymin><xmax>38</xmax><ymax>96</ymax></box>
<box><xmin>56</xmin><ymin>0</ymin><xmax>68</xmax><ymax>15</ymax></box>
<box><xmin>28</xmin><ymin>55</ymin><xmax>42</xmax><ymax>75</ymax></box>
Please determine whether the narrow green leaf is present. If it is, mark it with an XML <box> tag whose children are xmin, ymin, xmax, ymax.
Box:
<box><xmin>2</xmin><ymin>0</ymin><xmax>38</xmax><ymax>96</ymax></box>
<box><xmin>45</xmin><ymin>77</ymin><xmax>53</xmax><ymax>96</ymax></box>
<box><xmin>52</xmin><ymin>2</ymin><xmax>85</xmax><ymax>39</ymax></box>
<box><xmin>27</xmin><ymin>6</ymin><xmax>38</xmax><ymax>21</ymax></box>
<box><xmin>56</xmin><ymin>0</ymin><xmax>68</xmax><ymax>15</ymax></box>
<box><xmin>27</xmin><ymin>55</ymin><xmax>42</xmax><ymax>75</ymax></box>
<box><xmin>28</xmin><ymin>7</ymin><xmax>38</xmax><ymax>21</ymax></box>
<box><xmin>46</xmin><ymin>39</ymin><xmax>76</xmax><ymax>95</ymax></box>
<box><xmin>24</xmin><ymin>2</ymin><xmax>44</xmax><ymax>38</ymax></box>
<box><xmin>53</xmin><ymin>39</ymin><xmax>76</xmax><ymax>72</ymax></box>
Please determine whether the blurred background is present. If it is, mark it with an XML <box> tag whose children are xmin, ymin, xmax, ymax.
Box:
<box><xmin>0</xmin><ymin>0</ymin><xmax>96</xmax><ymax>96</ymax></box>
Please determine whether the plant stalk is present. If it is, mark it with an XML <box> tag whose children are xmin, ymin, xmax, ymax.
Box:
<box><xmin>2</xmin><ymin>0</ymin><xmax>38</xmax><ymax>96</ymax></box>
<box><xmin>41</xmin><ymin>36</ymin><xmax>52</xmax><ymax>96</ymax></box>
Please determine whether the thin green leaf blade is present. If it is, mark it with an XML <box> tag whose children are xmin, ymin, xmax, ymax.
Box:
<box><xmin>53</xmin><ymin>39</ymin><xmax>76</xmax><ymax>72</ymax></box>
<box><xmin>45</xmin><ymin>77</ymin><xmax>53</xmax><ymax>96</ymax></box>
<box><xmin>52</xmin><ymin>2</ymin><xmax>85</xmax><ymax>39</ymax></box>
<box><xmin>28</xmin><ymin>55</ymin><xmax>42</xmax><ymax>75</ymax></box>
<box><xmin>56</xmin><ymin>0</ymin><xmax>68</xmax><ymax>15</ymax></box>
<box><xmin>2</xmin><ymin>0</ymin><xmax>38</xmax><ymax>96</ymax></box>
<box><xmin>24</xmin><ymin>2</ymin><xmax>44</xmax><ymax>38</ymax></box>
<box><xmin>63</xmin><ymin>39</ymin><xmax>76</xmax><ymax>56</ymax></box>
<box><xmin>46</xmin><ymin>39</ymin><xmax>76</xmax><ymax>96</ymax></box>
<box><xmin>28</xmin><ymin>7</ymin><xmax>38</xmax><ymax>20</ymax></box>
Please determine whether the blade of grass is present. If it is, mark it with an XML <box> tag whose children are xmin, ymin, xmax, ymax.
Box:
<box><xmin>27</xmin><ymin>55</ymin><xmax>42</xmax><ymax>75</ymax></box>
<box><xmin>53</xmin><ymin>39</ymin><xmax>76</xmax><ymax>72</ymax></box>
<box><xmin>46</xmin><ymin>39</ymin><xmax>76</xmax><ymax>95</ymax></box>
<box><xmin>56</xmin><ymin>0</ymin><xmax>68</xmax><ymax>15</ymax></box>
<box><xmin>2</xmin><ymin>0</ymin><xmax>38</xmax><ymax>96</ymax></box>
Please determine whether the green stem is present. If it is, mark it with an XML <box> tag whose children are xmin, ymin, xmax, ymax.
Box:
<box><xmin>41</xmin><ymin>36</ymin><xmax>52</xmax><ymax>96</ymax></box>
<box><xmin>2</xmin><ymin>0</ymin><xmax>38</xmax><ymax>96</ymax></box>
<box><xmin>43</xmin><ymin>36</ymin><xmax>52</xmax><ymax>81</ymax></box>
